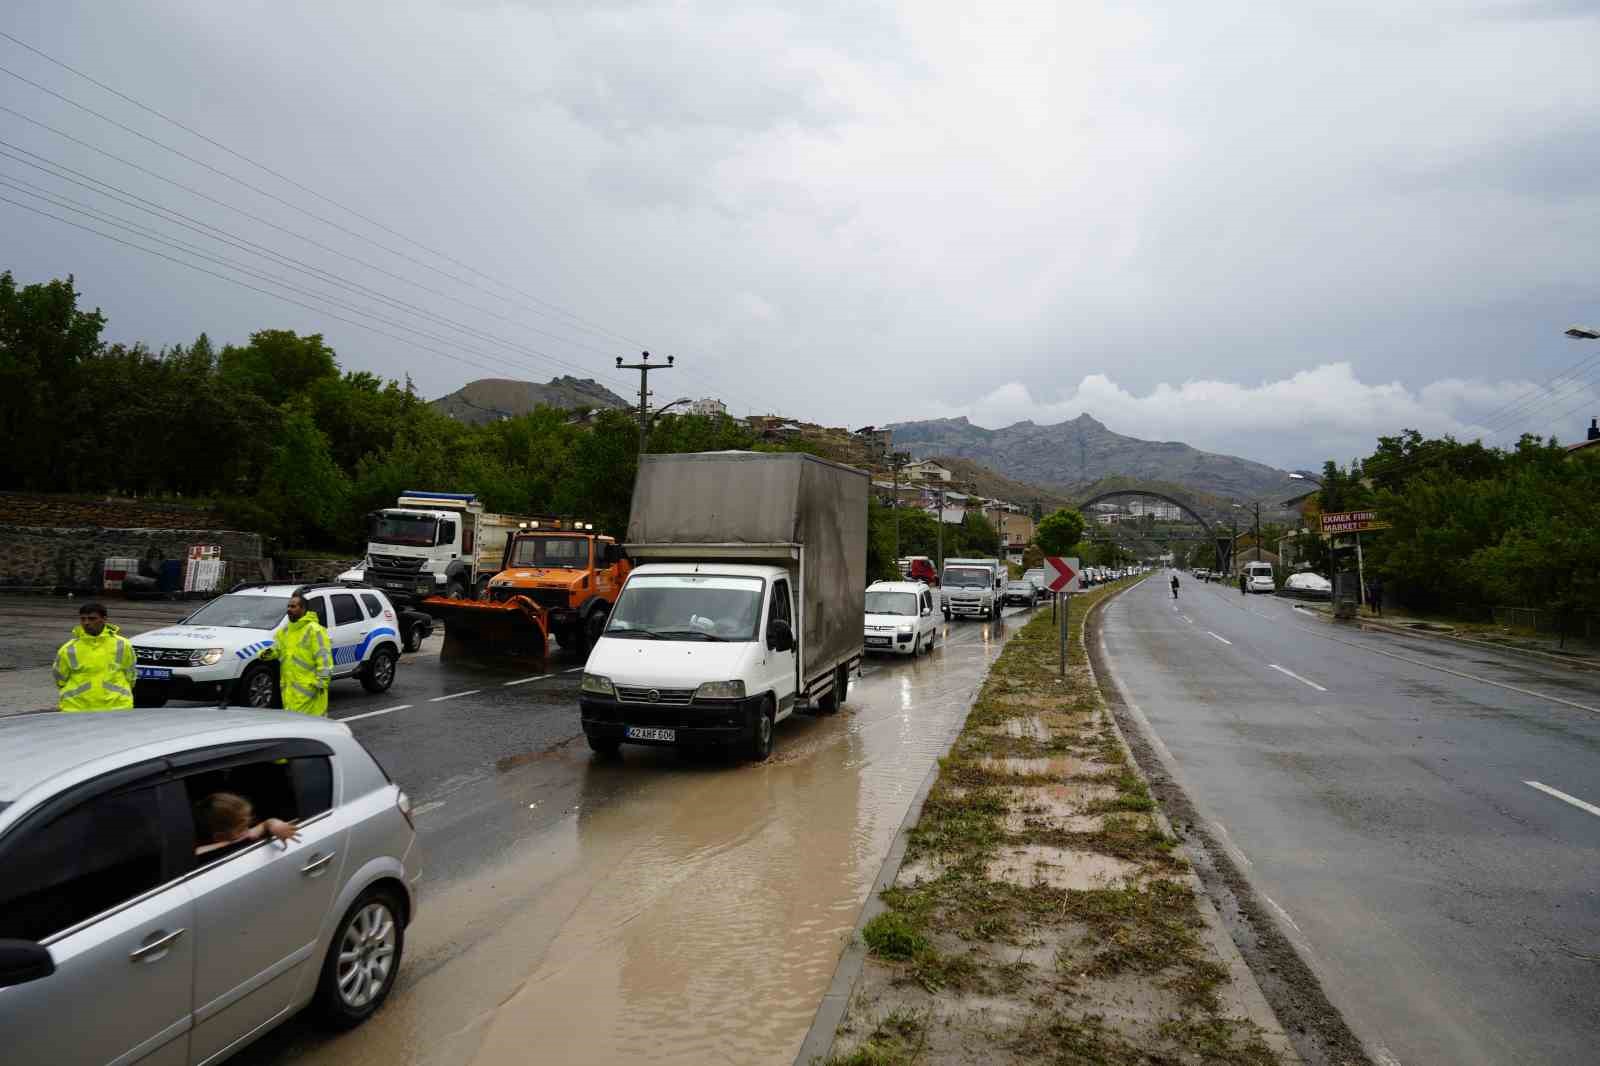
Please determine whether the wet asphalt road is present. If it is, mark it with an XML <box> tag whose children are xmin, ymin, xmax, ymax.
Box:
<box><xmin>1101</xmin><ymin>576</ymin><xmax>1600</xmax><ymax>1066</ymax></box>
<box><xmin>205</xmin><ymin>601</ymin><xmax>1040</xmax><ymax>1066</ymax></box>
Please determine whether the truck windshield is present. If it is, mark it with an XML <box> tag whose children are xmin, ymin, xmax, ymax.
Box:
<box><xmin>864</xmin><ymin>591</ymin><xmax>918</xmax><ymax>616</ymax></box>
<box><xmin>606</xmin><ymin>574</ymin><xmax>764</xmax><ymax>642</ymax></box>
<box><xmin>508</xmin><ymin>536</ymin><xmax>589</xmax><ymax>568</ymax></box>
<box><xmin>183</xmin><ymin>594</ymin><xmax>290</xmax><ymax>630</ymax></box>
<box><xmin>943</xmin><ymin>567</ymin><xmax>990</xmax><ymax>588</ymax></box>
<box><xmin>372</xmin><ymin>514</ymin><xmax>438</xmax><ymax>547</ymax></box>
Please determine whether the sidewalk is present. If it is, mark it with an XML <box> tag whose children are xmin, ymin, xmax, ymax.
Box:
<box><xmin>802</xmin><ymin>581</ymin><xmax>1300</xmax><ymax>1066</ymax></box>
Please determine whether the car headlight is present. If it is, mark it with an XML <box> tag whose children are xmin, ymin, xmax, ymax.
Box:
<box><xmin>897</xmin><ymin>624</ymin><xmax>914</xmax><ymax>635</ymax></box>
<box><xmin>580</xmin><ymin>673</ymin><xmax>615</xmax><ymax>696</ymax></box>
<box><xmin>694</xmin><ymin>679</ymin><xmax>746</xmax><ymax>700</ymax></box>
<box><xmin>193</xmin><ymin>647</ymin><xmax>224</xmax><ymax>666</ymax></box>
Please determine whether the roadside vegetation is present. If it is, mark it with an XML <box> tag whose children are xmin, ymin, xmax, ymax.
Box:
<box><xmin>820</xmin><ymin>577</ymin><xmax>1291</xmax><ymax>1066</ymax></box>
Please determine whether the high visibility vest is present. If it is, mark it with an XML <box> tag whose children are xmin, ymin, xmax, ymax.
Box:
<box><xmin>262</xmin><ymin>614</ymin><xmax>334</xmax><ymax>716</ymax></box>
<box><xmin>55</xmin><ymin>624</ymin><xmax>136</xmax><ymax>712</ymax></box>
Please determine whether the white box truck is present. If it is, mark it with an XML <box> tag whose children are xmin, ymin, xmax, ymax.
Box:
<box><xmin>940</xmin><ymin>557</ymin><xmax>1004</xmax><ymax>619</ymax></box>
<box><xmin>578</xmin><ymin>451</ymin><xmax>867</xmax><ymax>762</ymax></box>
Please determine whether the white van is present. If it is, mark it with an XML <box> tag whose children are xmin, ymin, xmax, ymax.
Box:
<box><xmin>1245</xmin><ymin>562</ymin><xmax>1276</xmax><ymax>594</ymax></box>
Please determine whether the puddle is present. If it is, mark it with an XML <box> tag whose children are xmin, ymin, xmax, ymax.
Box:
<box><xmin>1004</xmin><ymin>810</ymin><xmax>1104</xmax><ymax>834</ymax></box>
<box><xmin>984</xmin><ymin>844</ymin><xmax>1142</xmax><ymax>890</ymax></box>
<box><xmin>1000</xmin><ymin>716</ymin><xmax>1049</xmax><ymax>739</ymax></box>
<box><xmin>978</xmin><ymin>754</ymin><xmax>1094</xmax><ymax>778</ymax></box>
<box><xmin>270</xmin><ymin>614</ymin><xmax>1023</xmax><ymax>1066</ymax></box>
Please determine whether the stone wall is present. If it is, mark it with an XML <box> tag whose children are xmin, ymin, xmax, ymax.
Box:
<box><xmin>0</xmin><ymin>526</ymin><xmax>267</xmax><ymax>592</ymax></box>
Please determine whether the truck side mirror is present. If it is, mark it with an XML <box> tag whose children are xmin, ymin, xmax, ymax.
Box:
<box><xmin>766</xmin><ymin>618</ymin><xmax>794</xmax><ymax>652</ymax></box>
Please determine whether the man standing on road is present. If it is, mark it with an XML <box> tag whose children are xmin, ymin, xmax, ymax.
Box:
<box><xmin>257</xmin><ymin>591</ymin><xmax>333</xmax><ymax>716</ymax></box>
<box><xmin>1368</xmin><ymin>576</ymin><xmax>1384</xmax><ymax>617</ymax></box>
<box><xmin>1170</xmin><ymin>573</ymin><xmax>1180</xmax><ymax>599</ymax></box>
<box><xmin>1239</xmin><ymin>571</ymin><xmax>1247</xmax><ymax>596</ymax></box>
<box><xmin>54</xmin><ymin>602</ymin><xmax>136</xmax><ymax>712</ymax></box>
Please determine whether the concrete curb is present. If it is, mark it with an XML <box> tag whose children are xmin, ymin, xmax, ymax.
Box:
<box><xmin>790</xmin><ymin>677</ymin><xmax>980</xmax><ymax>1065</ymax></box>
<box><xmin>1350</xmin><ymin>614</ymin><xmax>1600</xmax><ymax>673</ymax></box>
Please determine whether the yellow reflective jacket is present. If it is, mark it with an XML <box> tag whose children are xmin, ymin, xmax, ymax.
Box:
<box><xmin>55</xmin><ymin>623</ymin><xmax>136</xmax><ymax>712</ymax></box>
<box><xmin>261</xmin><ymin>613</ymin><xmax>334</xmax><ymax>716</ymax></box>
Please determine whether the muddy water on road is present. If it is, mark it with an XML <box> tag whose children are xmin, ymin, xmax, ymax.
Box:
<box><xmin>307</xmin><ymin>616</ymin><xmax>1021</xmax><ymax>1066</ymax></box>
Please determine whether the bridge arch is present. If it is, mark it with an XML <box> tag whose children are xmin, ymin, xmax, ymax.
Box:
<box><xmin>1073</xmin><ymin>489</ymin><xmax>1214</xmax><ymax>534</ymax></box>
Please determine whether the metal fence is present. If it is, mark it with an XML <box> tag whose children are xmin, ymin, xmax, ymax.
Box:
<box><xmin>1490</xmin><ymin>606</ymin><xmax>1600</xmax><ymax>644</ymax></box>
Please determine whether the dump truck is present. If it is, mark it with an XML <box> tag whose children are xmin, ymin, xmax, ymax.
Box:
<box><xmin>579</xmin><ymin>450</ymin><xmax>868</xmax><ymax>762</ymax></box>
<box><xmin>423</xmin><ymin>520</ymin><xmax>629</xmax><ymax>657</ymax></box>
<box><xmin>359</xmin><ymin>491</ymin><xmax>543</xmax><ymax>605</ymax></box>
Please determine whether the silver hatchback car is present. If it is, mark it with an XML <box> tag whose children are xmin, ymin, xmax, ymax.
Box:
<box><xmin>0</xmin><ymin>709</ymin><xmax>420</xmax><ymax>1066</ymax></box>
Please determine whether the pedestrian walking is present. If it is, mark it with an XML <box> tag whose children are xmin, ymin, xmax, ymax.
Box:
<box><xmin>1170</xmin><ymin>574</ymin><xmax>1180</xmax><ymax>599</ymax></box>
<box><xmin>54</xmin><ymin>602</ymin><xmax>136</xmax><ymax>712</ymax></box>
<box><xmin>256</xmin><ymin>591</ymin><xmax>334</xmax><ymax>715</ymax></box>
<box><xmin>1368</xmin><ymin>576</ymin><xmax>1384</xmax><ymax>617</ymax></box>
<box><xmin>1239</xmin><ymin>572</ymin><xmax>1247</xmax><ymax>596</ymax></box>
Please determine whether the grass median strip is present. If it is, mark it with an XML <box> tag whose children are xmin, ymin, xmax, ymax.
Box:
<box><xmin>817</xmin><ymin>579</ymin><xmax>1294</xmax><ymax>1066</ymax></box>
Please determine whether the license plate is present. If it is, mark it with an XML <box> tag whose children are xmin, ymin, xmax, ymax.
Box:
<box><xmin>136</xmin><ymin>667</ymin><xmax>172</xmax><ymax>680</ymax></box>
<box><xmin>625</xmin><ymin>726</ymin><xmax>676</xmax><ymax>742</ymax></box>
<box><xmin>866</xmin><ymin>637</ymin><xmax>890</xmax><ymax>646</ymax></box>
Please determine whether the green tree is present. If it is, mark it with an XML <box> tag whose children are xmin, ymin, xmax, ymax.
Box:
<box><xmin>0</xmin><ymin>271</ymin><xmax>107</xmax><ymax>488</ymax></box>
<box><xmin>218</xmin><ymin>329</ymin><xmax>339</xmax><ymax>408</ymax></box>
<box><xmin>1035</xmin><ymin>509</ymin><xmax>1087</xmax><ymax>555</ymax></box>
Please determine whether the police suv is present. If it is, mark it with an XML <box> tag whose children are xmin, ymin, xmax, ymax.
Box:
<box><xmin>130</xmin><ymin>582</ymin><xmax>404</xmax><ymax>708</ymax></box>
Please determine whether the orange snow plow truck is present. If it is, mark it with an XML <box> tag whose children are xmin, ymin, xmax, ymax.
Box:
<box><xmin>424</xmin><ymin>520</ymin><xmax>630</xmax><ymax>657</ymax></box>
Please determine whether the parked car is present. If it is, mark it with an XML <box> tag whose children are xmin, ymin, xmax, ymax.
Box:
<box><xmin>902</xmin><ymin>556</ymin><xmax>939</xmax><ymax>586</ymax></box>
<box><xmin>862</xmin><ymin>580</ymin><xmax>940</xmax><ymax>655</ymax></box>
<box><xmin>1245</xmin><ymin>562</ymin><xmax>1276</xmax><ymax>594</ymax></box>
<box><xmin>131</xmin><ymin>582</ymin><xmax>405</xmax><ymax>708</ymax></box>
<box><xmin>0</xmin><ymin>709</ymin><xmax>420</xmax><ymax>1065</ymax></box>
<box><xmin>1283</xmin><ymin>571</ymin><xmax>1333</xmax><ymax>599</ymax></box>
<box><xmin>1002</xmin><ymin>580</ymin><xmax>1038</xmax><ymax>607</ymax></box>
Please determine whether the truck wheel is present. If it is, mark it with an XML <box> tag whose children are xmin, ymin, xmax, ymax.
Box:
<box><xmin>582</xmin><ymin>606</ymin><xmax>609</xmax><ymax>648</ymax></box>
<box><xmin>134</xmin><ymin>681</ymin><xmax>170</xmax><ymax>708</ymax></box>
<box><xmin>361</xmin><ymin>646</ymin><xmax>397</xmax><ymax>694</ymax></box>
<box><xmin>748</xmin><ymin>698</ymin><xmax>775</xmax><ymax>761</ymax></box>
<box><xmin>402</xmin><ymin>622</ymin><xmax>422</xmax><ymax>653</ymax></box>
<box><xmin>587</xmin><ymin>735</ymin><xmax>621</xmax><ymax>757</ymax></box>
<box><xmin>237</xmin><ymin>664</ymin><xmax>278</xmax><ymax>708</ymax></box>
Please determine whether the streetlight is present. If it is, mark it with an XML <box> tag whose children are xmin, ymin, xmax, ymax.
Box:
<box><xmin>1564</xmin><ymin>326</ymin><xmax>1600</xmax><ymax>339</ymax></box>
<box><xmin>1287</xmin><ymin>470</ymin><xmax>1324</xmax><ymax>487</ymax></box>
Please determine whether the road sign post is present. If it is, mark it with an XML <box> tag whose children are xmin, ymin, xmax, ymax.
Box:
<box><xmin>1043</xmin><ymin>557</ymin><xmax>1080</xmax><ymax>676</ymax></box>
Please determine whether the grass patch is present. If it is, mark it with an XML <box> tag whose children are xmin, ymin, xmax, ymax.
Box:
<box><xmin>862</xmin><ymin>911</ymin><xmax>929</xmax><ymax>960</ymax></box>
<box><xmin>820</xmin><ymin>1009</ymin><xmax>926</xmax><ymax>1066</ymax></box>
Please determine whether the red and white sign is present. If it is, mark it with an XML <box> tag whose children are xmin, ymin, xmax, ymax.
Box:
<box><xmin>1044</xmin><ymin>556</ymin><xmax>1080</xmax><ymax>593</ymax></box>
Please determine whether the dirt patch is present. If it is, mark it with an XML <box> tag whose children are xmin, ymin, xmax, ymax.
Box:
<box><xmin>818</xmin><ymin>578</ymin><xmax>1300</xmax><ymax>1066</ymax></box>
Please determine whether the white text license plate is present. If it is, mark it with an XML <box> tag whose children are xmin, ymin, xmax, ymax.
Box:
<box><xmin>136</xmin><ymin>667</ymin><xmax>172</xmax><ymax>680</ymax></box>
<box><xmin>626</xmin><ymin>726</ymin><xmax>676</xmax><ymax>742</ymax></box>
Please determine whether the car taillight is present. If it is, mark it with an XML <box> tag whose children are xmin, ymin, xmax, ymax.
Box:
<box><xmin>397</xmin><ymin>790</ymin><xmax>416</xmax><ymax>830</ymax></box>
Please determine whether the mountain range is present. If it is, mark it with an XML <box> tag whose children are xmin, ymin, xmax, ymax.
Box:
<box><xmin>430</xmin><ymin>376</ymin><xmax>631</xmax><ymax>424</ymax></box>
<box><xmin>887</xmin><ymin>413</ymin><xmax>1293</xmax><ymax>502</ymax></box>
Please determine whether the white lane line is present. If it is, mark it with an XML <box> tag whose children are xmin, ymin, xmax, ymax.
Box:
<box><xmin>503</xmin><ymin>674</ymin><xmax>550</xmax><ymax>686</ymax></box>
<box><xmin>562</xmin><ymin>666</ymin><xmax>586</xmax><ymax>673</ymax></box>
<box><xmin>1269</xmin><ymin>664</ymin><xmax>1328</xmax><ymax>692</ymax></box>
<box><xmin>1526</xmin><ymin>780</ymin><xmax>1600</xmax><ymax>818</ymax></box>
<box><xmin>429</xmin><ymin>689</ymin><xmax>481</xmax><ymax>703</ymax></box>
<box><xmin>338</xmin><ymin>703</ymin><xmax>411</xmax><ymax>723</ymax></box>
<box><xmin>1180</xmin><ymin>615</ymin><xmax>1193</xmax><ymax>624</ymax></box>
<box><xmin>1262</xmin><ymin>893</ymin><xmax>1303</xmax><ymax>934</ymax></box>
<box><xmin>1206</xmin><ymin>631</ymin><xmax>1232</xmax><ymax>645</ymax></box>
<box><xmin>411</xmin><ymin>800</ymin><xmax>446</xmax><ymax>817</ymax></box>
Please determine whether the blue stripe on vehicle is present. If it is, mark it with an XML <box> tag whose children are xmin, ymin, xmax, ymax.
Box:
<box><xmin>334</xmin><ymin>627</ymin><xmax>397</xmax><ymax>667</ymax></box>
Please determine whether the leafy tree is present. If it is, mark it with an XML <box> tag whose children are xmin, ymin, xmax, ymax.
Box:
<box><xmin>0</xmin><ymin>271</ymin><xmax>107</xmax><ymax>488</ymax></box>
<box><xmin>218</xmin><ymin>330</ymin><xmax>339</xmax><ymax>408</ymax></box>
<box><xmin>1035</xmin><ymin>509</ymin><xmax>1087</xmax><ymax>555</ymax></box>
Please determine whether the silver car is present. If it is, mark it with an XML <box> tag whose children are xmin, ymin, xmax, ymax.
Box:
<box><xmin>0</xmin><ymin>709</ymin><xmax>420</xmax><ymax>1065</ymax></box>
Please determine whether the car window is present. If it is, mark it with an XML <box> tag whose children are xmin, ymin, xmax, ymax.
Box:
<box><xmin>770</xmin><ymin>580</ymin><xmax>792</xmax><ymax>626</ymax></box>
<box><xmin>305</xmin><ymin>596</ymin><xmax>329</xmax><ymax>628</ymax></box>
<box><xmin>359</xmin><ymin>592</ymin><xmax>385</xmax><ymax>617</ymax></box>
<box><xmin>0</xmin><ymin>785</ymin><xmax>168</xmax><ymax>942</ymax></box>
<box><xmin>331</xmin><ymin>592</ymin><xmax>363</xmax><ymax>627</ymax></box>
<box><xmin>182</xmin><ymin>755</ymin><xmax>334</xmax><ymax>865</ymax></box>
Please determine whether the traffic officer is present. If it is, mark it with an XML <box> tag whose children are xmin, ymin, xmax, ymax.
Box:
<box><xmin>54</xmin><ymin>602</ymin><xmax>136</xmax><ymax>711</ymax></box>
<box><xmin>258</xmin><ymin>591</ymin><xmax>334</xmax><ymax>716</ymax></box>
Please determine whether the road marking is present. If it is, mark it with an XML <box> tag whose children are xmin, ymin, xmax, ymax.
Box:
<box><xmin>429</xmin><ymin>689</ymin><xmax>481</xmax><ymax>702</ymax></box>
<box><xmin>1180</xmin><ymin>615</ymin><xmax>1193</xmax><ymax>624</ymax></box>
<box><xmin>411</xmin><ymin>800</ymin><xmax>446</xmax><ymax>817</ymax></box>
<box><xmin>1262</xmin><ymin>893</ymin><xmax>1302</xmax><ymax>933</ymax></box>
<box><xmin>562</xmin><ymin>666</ymin><xmax>586</xmax><ymax>673</ymax></box>
<box><xmin>504</xmin><ymin>674</ymin><xmax>550</xmax><ymax>686</ymax></box>
<box><xmin>1526</xmin><ymin>780</ymin><xmax>1600</xmax><ymax>818</ymax></box>
<box><xmin>338</xmin><ymin>703</ymin><xmax>411</xmax><ymax>723</ymax></box>
<box><xmin>1269</xmin><ymin>664</ymin><xmax>1328</xmax><ymax>692</ymax></box>
<box><xmin>1206</xmin><ymin>631</ymin><xmax>1232</xmax><ymax>645</ymax></box>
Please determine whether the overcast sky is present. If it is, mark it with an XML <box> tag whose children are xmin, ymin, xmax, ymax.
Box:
<box><xmin>5</xmin><ymin>1</ymin><xmax>1599</xmax><ymax>471</ymax></box>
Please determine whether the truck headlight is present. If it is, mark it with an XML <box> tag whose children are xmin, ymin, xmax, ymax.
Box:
<box><xmin>193</xmin><ymin>648</ymin><xmax>224</xmax><ymax>667</ymax></box>
<box><xmin>580</xmin><ymin>673</ymin><xmax>615</xmax><ymax>696</ymax></box>
<box><xmin>694</xmin><ymin>680</ymin><xmax>745</xmax><ymax>700</ymax></box>
<box><xmin>897</xmin><ymin>624</ymin><xmax>914</xmax><ymax>635</ymax></box>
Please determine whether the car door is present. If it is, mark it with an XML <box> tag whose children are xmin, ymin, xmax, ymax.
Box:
<box><xmin>176</xmin><ymin>742</ymin><xmax>348</xmax><ymax>1065</ymax></box>
<box><xmin>919</xmin><ymin>588</ymin><xmax>938</xmax><ymax>645</ymax></box>
<box><xmin>764</xmin><ymin>578</ymin><xmax>799</xmax><ymax>717</ymax></box>
<box><xmin>326</xmin><ymin>592</ymin><xmax>367</xmax><ymax>678</ymax></box>
<box><xmin>0</xmin><ymin>768</ymin><xmax>196</xmax><ymax>1066</ymax></box>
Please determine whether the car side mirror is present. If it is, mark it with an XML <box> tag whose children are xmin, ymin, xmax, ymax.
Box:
<box><xmin>766</xmin><ymin>618</ymin><xmax>794</xmax><ymax>652</ymax></box>
<box><xmin>0</xmin><ymin>940</ymin><xmax>54</xmax><ymax>989</ymax></box>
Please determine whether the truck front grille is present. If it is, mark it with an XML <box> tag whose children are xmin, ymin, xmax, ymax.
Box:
<box><xmin>368</xmin><ymin>554</ymin><xmax>424</xmax><ymax>573</ymax></box>
<box><xmin>616</xmin><ymin>686</ymin><xmax>695</xmax><ymax>705</ymax></box>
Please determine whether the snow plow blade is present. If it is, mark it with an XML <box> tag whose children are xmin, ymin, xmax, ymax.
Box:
<box><xmin>423</xmin><ymin>595</ymin><xmax>548</xmax><ymax>659</ymax></box>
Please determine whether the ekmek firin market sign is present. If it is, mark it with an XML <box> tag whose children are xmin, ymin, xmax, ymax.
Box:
<box><xmin>1320</xmin><ymin>510</ymin><xmax>1388</xmax><ymax>535</ymax></box>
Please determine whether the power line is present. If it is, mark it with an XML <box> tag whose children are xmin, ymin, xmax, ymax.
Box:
<box><xmin>0</xmin><ymin>154</ymin><xmax>640</xmax><ymax>393</ymax></box>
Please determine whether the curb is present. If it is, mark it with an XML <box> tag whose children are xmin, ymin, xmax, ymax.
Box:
<box><xmin>1349</xmin><ymin>615</ymin><xmax>1600</xmax><ymax>674</ymax></box>
<box><xmin>791</xmin><ymin>647</ymin><xmax>1006</xmax><ymax>1065</ymax></box>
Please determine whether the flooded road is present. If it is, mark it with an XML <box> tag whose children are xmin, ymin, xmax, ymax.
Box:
<box><xmin>232</xmin><ymin>605</ymin><xmax>1034</xmax><ymax>1066</ymax></box>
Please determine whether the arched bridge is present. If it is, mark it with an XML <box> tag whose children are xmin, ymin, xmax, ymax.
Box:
<box><xmin>1072</xmin><ymin>488</ymin><xmax>1215</xmax><ymax>533</ymax></box>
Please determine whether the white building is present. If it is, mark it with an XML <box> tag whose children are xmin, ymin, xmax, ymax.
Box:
<box><xmin>905</xmin><ymin>459</ymin><xmax>953</xmax><ymax>483</ymax></box>
<box><xmin>687</xmin><ymin>397</ymin><xmax>727</xmax><ymax>418</ymax></box>
<box><xmin>1127</xmin><ymin>499</ymin><xmax>1182</xmax><ymax>521</ymax></box>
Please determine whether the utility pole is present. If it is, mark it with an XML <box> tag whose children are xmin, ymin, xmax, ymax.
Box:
<box><xmin>1254</xmin><ymin>501</ymin><xmax>1262</xmax><ymax>562</ymax></box>
<box><xmin>890</xmin><ymin>451</ymin><xmax>911</xmax><ymax>562</ymax></box>
<box><xmin>615</xmin><ymin>350</ymin><xmax>674</xmax><ymax>455</ymax></box>
<box><xmin>936</xmin><ymin>487</ymin><xmax>945</xmax><ymax>572</ymax></box>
